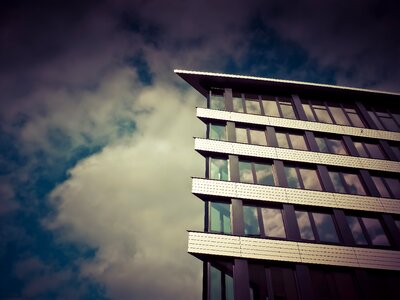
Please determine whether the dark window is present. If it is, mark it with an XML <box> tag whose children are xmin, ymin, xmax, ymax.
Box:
<box><xmin>328</xmin><ymin>171</ymin><xmax>366</xmax><ymax>195</ymax></box>
<box><xmin>371</xmin><ymin>175</ymin><xmax>400</xmax><ymax>199</ymax></box>
<box><xmin>210</xmin><ymin>158</ymin><xmax>229</xmax><ymax>181</ymax></box>
<box><xmin>353</xmin><ymin>140</ymin><xmax>386</xmax><ymax>159</ymax></box>
<box><xmin>209</xmin><ymin>90</ymin><xmax>225</xmax><ymax>110</ymax></box>
<box><xmin>346</xmin><ymin>216</ymin><xmax>368</xmax><ymax>245</ymax></box>
<box><xmin>390</xmin><ymin>144</ymin><xmax>400</xmax><ymax>161</ymax></box>
<box><xmin>284</xmin><ymin>165</ymin><xmax>322</xmax><ymax>191</ymax></box>
<box><xmin>210</xmin><ymin>263</ymin><xmax>234</xmax><ymax>300</ymax></box>
<box><xmin>368</xmin><ymin>108</ymin><xmax>400</xmax><ymax>131</ymax></box>
<box><xmin>361</xmin><ymin>217</ymin><xmax>390</xmax><ymax>246</ymax></box>
<box><xmin>295</xmin><ymin>211</ymin><xmax>315</xmax><ymax>240</ymax></box>
<box><xmin>315</xmin><ymin>136</ymin><xmax>348</xmax><ymax>155</ymax></box>
<box><xmin>209</xmin><ymin>123</ymin><xmax>226</xmax><ymax>141</ymax></box>
<box><xmin>296</xmin><ymin>210</ymin><xmax>339</xmax><ymax>243</ymax></box>
<box><xmin>269</xmin><ymin>267</ymin><xmax>299</xmax><ymax>300</ymax></box>
<box><xmin>235</xmin><ymin>127</ymin><xmax>267</xmax><ymax>145</ymax></box>
<box><xmin>210</xmin><ymin>202</ymin><xmax>231</xmax><ymax>234</ymax></box>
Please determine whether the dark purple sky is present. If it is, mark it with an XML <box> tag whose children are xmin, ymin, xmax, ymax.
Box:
<box><xmin>1</xmin><ymin>1</ymin><xmax>399</xmax><ymax>299</ymax></box>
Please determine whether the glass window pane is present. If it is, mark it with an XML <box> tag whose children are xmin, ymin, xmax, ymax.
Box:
<box><xmin>210</xmin><ymin>158</ymin><xmax>229</xmax><ymax>181</ymax></box>
<box><xmin>289</xmin><ymin>134</ymin><xmax>307</xmax><ymax>150</ymax></box>
<box><xmin>368</xmin><ymin>111</ymin><xmax>384</xmax><ymax>130</ymax></box>
<box><xmin>262</xmin><ymin>99</ymin><xmax>280</xmax><ymax>117</ymax></box>
<box><xmin>299</xmin><ymin>168</ymin><xmax>322</xmax><ymax>191</ymax></box>
<box><xmin>312</xmin><ymin>212</ymin><xmax>339</xmax><ymax>243</ymax></box>
<box><xmin>239</xmin><ymin>161</ymin><xmax>254</xmax><ymax>183</ymax></box>
<box><xmin>284</xmin><ymin>167</ymin><xmax>301</xmax><ymax>188</ymax></box>
<box><xmin>381</xmin><ymin>116</ymin><xmax>399</xmax><ymax>131</ymax></box>
<box><xmin>385</xmin><ymin>177</ymin><xmax>400</xmax><ymax>199</ymax></box>
<box><xmin>302</xmin><ymin>103</ymin><xmax>316</xmax><ymax>121</ymax></box>
<box><xmin>362</xmin><ymin>217</ymin><xmax>390</xmax><ymax>246</ymax></box>
<box><xmin>326</xmin><ymin>138</ymin><xmax>347</xmax><ymax>155</ymax></box>
<box><xmin>314</xmin><ymin>108</ymin><xmax>334</xmax><ymax>123</ymax></box>
<box><xmin>210</xmin><ymin>94</ymin><xmax>225</xmax><ymax>110</ymax></box>
<box><xmin>295</xmin><ymin>211</ymin><xmax>315</xmax><ymax>240</ymax></box>
<box><xmin>233</xmin><ymin>97</ymin><xmax>244</xmax><ymax>113</ymax></box>
<box><xmin>315</xmin><ymin>137</ymin><xmax>329</xmax><ymax>153</ymax></box>
<box><xmin>235</xmin><ymin>127</ymin><xmax>248</xmax><ymax>143</ymax></box>
<box><xmin>330</xmin><ymin>106</ymin><xmax>350</xmax><ymax>125</ymax></box>
<box><xmin>225</xmin><ymin>274</ymin><xmax>234</xmax><ymax>300</ymax></box>
<box><xmin>262</xmin><ymin>208</ymin><xmax>286</xmax><ymax>238</ymax></box>
<box><xmin>279</xmin><ymin>101</ymin><xmax>296</xmax><ymax>119</ymax></box>
<box><xmin>364</xmin><ymin>143</ymin><xmax>385</xmax><ymax>159</ymax></box>
<box><xmin>276</xmin><ymin>133</ymin><xmax>289</xmax><ymax>148</ymax></box>
<box><xmin>243</xmin><ymin>206</ymin><xmax>260</xmax><ymax>236</ymax></box>
<box><xmin>348</xmin><ymin>112</ymin><xmax>365</xmax><ymax>127</ymax></box>
<box><xmin>210</xmin><ymin>202</ymin><xmax>231</xmax><ymax>234</ymax></box>
<box><xmin>246</xmin><ymin>99</ymin><xmax>261</xmax><ymax>115</ymax></box>
<box><xmin>342</xmin><ymin>173</ymin><xmax>366</xmax><ymax>195</ymax></box>
<box><xmin>354</xmin><ymin>142</ymin><xmax>368</xmax><ymax>157</ymax></box>
<box><xmin>209</xmin><ymin>124</ymin><xmax>226</xmax><ymax>141</ymax></box>
<box><xmin>329</xmin><ymin>171</ymin><xmax>347</xmax><ymax>193</ymax></box>
<box><xmin>390</xmin><ymin>145</ymin><xmax>400</xmax><ymax>160</ymax></box>
<box><xmin>395</xmin><ymin>220</ymin><xmax>400</xmax><ymax>231</ymax></box>
<box><xmin>249</xmin><ymin>129</ymin><xmax>267</xmax><ymax>146</ymax></box>
<box><xmin>210</xmin><ymin>265</ymin><xmax>221</xmax><ymax>300</ymax></box>
<box><xmin>346</xmin><ymin>216</ymin><xmax>368</xmax><ymax>245</ymax></box>
<box><xmin>254</xmin><ymin>163</ymin><xmax>274</xmax><ymax>186</ymax></box>
<box><xmin>372</xmin><ymin>176</ymin><xmax>391</xmax><ymax>198</ymax></box>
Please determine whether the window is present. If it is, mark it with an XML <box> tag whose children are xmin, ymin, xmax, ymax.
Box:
<box><xmin>276</xmin><ymin>131</ymin><xmax>308</xmax><ymax>151</ymax></box>
<box><xmin>390</xmin><ymin>144</ymin><xmax>400</xmax><ymax>161</ymax></box>
<box><xmin>235</xmin><ymin>127</ymin><xmax>267</xmax><ymax>145</ymax></box>
<box><xmin>346</xmin><ymin>216</ymin><xmax>368</xmax><ymax>245</ymax></box>
<box><xmin>239</xmin><ymin>161</ymin><xmax>275</xmax><ymax>185</ymax></box>
<box><xmin>262</xmin><ymin>96</ymin><xmax>296</xmax><ymax>119</ymax></box>
<box><xmin>209</xmin><ymin>123</ymin><xmax>226</xmax><ymax>141</ymax></box>
<box><xmin>371</xmin><ymin>175</ymin><xmax>400</xmax><ymax>199</ymax></box>
<box><xmin>262</xmin><ymin>97</ymin><xmax>280</xmax><ymax>117</ymax></box>
<box><xmin>315</xmin><ymin>136</ymin><xmax>348</xmax><ymax>155</ymax></box>
<box><xmin>243</xmin><ymin>205</ymin><xmax>260</xmax><ymax>236</ymax></box>
<box><xmin>353</xmin><ymin>140</ymin><xmax>386</xmax><ymax>159</ymax></box>
<box><xmin>210</xmin><ymin>202</ymin><xmax>231</xmax><ymax>234</ymax></box>
<box><xmin>367</xmin><ymin>108</ymin><xmax>400</xmax><ymax>131</ymax></box>
<box><xmin>262</xmin><ymin>207</ymin><xmax>286</xmax><ymax>238</ymax></box>
<box><xmin>209</xmin><ymin>90</ymin><xmax>225</xmax><ymax>110</ymax></box>
<box><xmin>210</xmin><ymin>158</ymin><xmax>229</xmax><ymax>180</ymax></box>
<box><xmin>296</xmin><ymin>210</ymin><xmax>339</xmax><ymax>243</ymax></box>
<box><xmin>245</xmin><ymin>98</ymin><xmax>262</xmax><ymax>115</ymax></box>
<box><xmin>328</xmin><ymin>171</ymin><xmax>366</xmax><ymax>195</ymax></box>
<box><xmin>284</xmin><ymin>165</ymin><xmax>322</xmax><ymax>191</ymax></box>
<box><xmin>232</xmin><ymin>95</ymin><xmax>244</xmax><ymax>113</ymax></box>
<box><xmin>346</xmin><ymin>215</ymin><xmax>390</xmax><ymax>247</ymax></box>
<box><xmin>210</xmin><ymin>263</ymin><xmax>234</xmax><ymax>300</ymax></box>
<box><xmin>235</xmin><ymin>127</ymin><xmax>248</xmax><ymax>143</ymax></box>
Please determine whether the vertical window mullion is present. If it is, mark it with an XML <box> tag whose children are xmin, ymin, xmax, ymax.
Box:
<box><xmin>308</xmin><ymin>211</ymin><xmax>320</xmax><ymax>242</ymax></box>
<box><xmin>241</xmin><ymin>94</ymin><xmax>246</xmax><ymax>114</ymax></box>
<box><xmin>338</xmin><ymin>172</ymin><xmax>351</xmax><ymax>194</ymax></box>
<box><xmin>286</xmin><ymin>133</ymin><xmax>293</xmax><ymax>149</ymax></box>
<box><xmin>308</xmin><ymin>101</ymin><xmax>319</xmax><ymax>121</ymax></box>
<box><xmin>251</xmin><ymin>162</ymin><xmax>257</xmax><ymax>184</ymax></box>
<box><xmin>340</xmin><ymin>103</ymin><xmax>355</xmax><ymax>126</ymax></box>
<box><xmin>295</xmin><ymin>167</ymin><xmax>305</xmax><ymax>189</ymax></box>
<box><xmin>324</xmin><ymin>102</ymin><xmax>336</xmax><ymax>124</ymax></box>
<box><xmin>246</xmin><ymin>128</ymin><xmax>251</xmax><ymax>144</ymax></box>
<box><xmin>258</xmin><ymin>95</ymin><xmax>265</xmax><ymax>116</ymax></box>
<box><xmin>276</xmin><ymin>97</ymin><xmax>284</xmax><ymax>118</ymax></box>
<box><xmin>257</xmin><ymin>207</ymin><xmax>266</xmax><ymax>237</ymax></box>
<box><xmin>358</xmin><ymin>217</ymin><xmax>373</xmax><ymax>246</ymax></box>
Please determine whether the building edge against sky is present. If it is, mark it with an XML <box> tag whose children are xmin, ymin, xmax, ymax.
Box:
<box><xmin>175</xmin><ymin>70</ymin><xmax>400</xmax><ymax>300</ymax></box>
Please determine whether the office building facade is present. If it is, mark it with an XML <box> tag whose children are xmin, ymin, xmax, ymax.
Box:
<box><xmin>176</xmin><ymin>70</ymin><xmax>400</xmax><ymax>300</ymax></box>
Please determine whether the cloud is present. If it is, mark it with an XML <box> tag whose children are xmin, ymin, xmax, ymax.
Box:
<box><xmin>45</xmin><ymin>83</ymin><xmax>205</xmax><ymax>299</ymax></box>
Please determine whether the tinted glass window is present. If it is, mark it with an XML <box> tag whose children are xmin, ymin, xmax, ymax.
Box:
<box><xmin>284</xmin><ymin>167</ymin><xmax>301</xmax><ymax>188</ymax></box>
<box><xmin>316</xmin><ymin>137</ymin><xmax>329</xmax><ymax>153</ymax></box>
<box><xmin>236</xmin><ymin>127</ymin><xmax>248</xmax><ymax>143</ymax></box>
<box><xmin>365</xmin><ymin>143</ymin><xmax>385</xmax><ymax>159</ymax></box>
<box><xmin>254</xmin><ymin>163</ymin><xmax>274</xmax><ymax>186</ymax></box>
<box><xmin>262</xmin><ymin>99</ymin><xmax>279</xmax><ymax>117</ymax></box>
<box><xmin>371</xmin><ymin>176</ymin><xmax>391</xmax><ymax>198</ymax></box>
<box><xmin>209</xmin><ymin>124</ymin><xmax>226</xmax><ymax>140</ymax></box>
<box><xmin>296</xmin><ymin>211</ymin><xmax>315</xmax><ymax>240</ymax></box>
<box><xmin>289</xmin><ymin>133</ymin><xmax>307</xmax><ymax>150</ymax></box>
<box><xmin>313</xmin><ymin>213</ymin><xmax>339</xmax><ymax>243</ymax></box>
<box><xmin>384</xmin><ymin>177</ymin><xmax>400</xmax><ymax>198</ymax></box>
<box><xmin>262</xmin><ymin>208</ymin><xmax>286</xmax><ymax>238</ymax></box>
<box><xmin>279</xmin><ymin>100</ymin><xmax>296</xmax><ymax>119</ymax></box>
<box><xmin>210</xmin><ymin>158</ymin><xmax>229</xmax><ymax>180</ymax></box>
<box><xmin>246</xmin><ymin>99</ymin><xmax>261</xmax><ymax>115</ymax></box>
<box><xmin>249</xmin><ymin>129</ymin><xmax>267</xmax><ymax>146</ymax></box>
<box><xmin>346</xmin><ymin>216</ymin><xmax>367</xmax><ymax>245</ymax></box>
<box><xmin>233</xmin><ymin>96</ymin><xmax>244</xmax><ymax>112</ymax></box>
<box><xmin>347</xmin><ymin>111</ymin><xmax>365</xmax><ymax>127</ymax></box>
<box><xmin>329</xmin><ymin>171</ymin><xmax>346</xmax><ymax>193</ymax></box>
<box><xmin>299</xmin><ymin>168</ymin><xmax>322</xmax><ymax>191</ymax></box>
<box><xmin>243</xmin><ymin>206</ymin><xmax>260</xmax><ymax>236</ymax></box>
<box><xmin>302</xmin><ymin>103</ymin><xmax>316</xmax><ymax>121</ymax></box>
<box><xmin>362</xmin><ymin>217</ymin><xmax>390</xmax><ymax>246</ymax></box>
<box><xmin>326</xmin><ymin>138</ymin><xmax>347</xmax><ymax>155</ymax></box>
<box><xmin>314</xmin><ymin>107</ymin><xmax>334</xmax><ymax>123</ymax></box>
<box><xmin>342</xmin><ymin>173</ymin><xmax>366</xmax><ymax>195</ymax></box>
<box><xmin>330</xmin><ymin>105</ymin><xmax>350</xmax><ymax>125</ymax></box>
<box><xmin>276</xmin><ymin>133</ymin><xmax>289</xmax><ymax>148</ymax></box>
<box><xmin>210</xmin><ymin>93</ymin><xmax>225</xmax><ymax>110</ymax></box>
<box><xmin>354</xmin><ymin>142</ymin><xmax>369</xmax><ymax>157</ymax></box>
<box><xmin>210</xmin><ymin>202</ymin><xmax>231</xmax><ymax>234</ymax></box>
<box><xmin>239</xmin><ymin>162</ymin><xmax>254</xmax><ymax>183</ymax></box>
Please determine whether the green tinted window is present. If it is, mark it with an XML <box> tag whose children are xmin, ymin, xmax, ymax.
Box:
<box><xmin>254</xmin><ymin>163</ymin><xmax>274</xmax><ymax>186</ymax></box>
<box><xmin>209</xmin><ymin>124</ymin><xmax>226</xmax><ymax>140</ymax></box>
<box><xmin>284</xmin><ymin>167</ymin><xmax>301</xmax><ymax>188</ymax></box>
<box><xmin>239</xmin><ymin>161</ymin><xmax>254</xmax><ymax>183</ymax></box>
<box><xmin>243</xmin><ymin>206</ymin><xmax>260</xmax><ymax>236</ymax></box>
<box><xmin>210</xmin><ymin>158</ymin><xmax>229</xmax><ymax>180</ymax></box>
<box><xmin>210</xmin><ymin>202</ymin><xmax>231</xmax><ymax>234</ymax></box>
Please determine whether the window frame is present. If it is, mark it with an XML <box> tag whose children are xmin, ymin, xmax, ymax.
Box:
<box><xmin>239</xmin><ymin>159</ymin><xmax>276</xmax><ymax>186</ymax></box>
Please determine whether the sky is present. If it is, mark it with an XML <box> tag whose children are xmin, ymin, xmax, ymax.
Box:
<box><xmin>1</xmin><ymin>1</ymin><xmax>400</xmax><ymax>299</ymax></box>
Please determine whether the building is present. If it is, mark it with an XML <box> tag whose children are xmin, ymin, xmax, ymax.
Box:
<box><xmin>175</xmin><ymin>70</ymin><xmax>400</xmax><ymax>300</ymax></box>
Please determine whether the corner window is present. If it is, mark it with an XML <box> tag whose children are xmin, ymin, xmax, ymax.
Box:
<box><xmin>210</xmin><ymin>263</ymin><xmax>234</xmax><ymax>300</ymax></box>
<box><xmin>209</xmin><ymin>123</ymin><xmax>226</xmax><ymax>141</ymax></box>
<box><xmin>210</xmin><ymin>158</ymin><xmax>229</xmax><ymax>181</ymax></box>
<box><xmin>210</xmin><ymin>202</ymin><xmax>231</xmax><ymax>234</ymax></box>
<box><xmin>209</xmin><ymin>90</ymin><xmax>225</xmax><ymax>110</ymax></box>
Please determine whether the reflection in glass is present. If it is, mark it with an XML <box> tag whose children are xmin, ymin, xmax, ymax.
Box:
<box><xmin>209</xmin><ymin>124</ymin><xmax>226</xmax><ymax>140</ymax></box>
<box><xmin>330</xmin><ymin>105</ymin><xmax>350</xmax><ymax>125</ymax></box>
<box><xmin>246</xmin><ymin>99</ymin><xmax>261</xmax><ymax>115</ymax></box>
<box><xmin>299</xmin><ymin>168</ymin><xmax>322</xmax><ymax>191</ymax></box>
<box><xmin>362</xmin><ymin>217</ymin><xmax>390</xmax><ymax>246</ymax></box>
<box><xmin>210</xmin><ymin>265</ymin><xmax>221</xmax><ymax>300</ymax></box>
<box><xmin>326</xmin><ymin>138</ymin><xmax>347</xmax><ymax>155</ymax></box>
<box><xmin>210</xmin><ymin>158</ymin><xmax>229</xmax><ymax>181</ymax></box>
<box><xmin>381</xmin><ymin>116</ymin><xmax>398</xmax><ymax>131</ymax></box>
<box><xmin>249</xmin><ymin>129</ymin><xmax>267</xmax><ymax>145</ymax></box>
<box><xmin>262</xmin><ymin>99</ymin><xmax>280</xmax><ymax>117</ymax></box>
<box><xmin>210</xmin><ymin>94</ymin><xmax>225</xmax><ymax>110</ymax></box>
<box><xmin>276</xmin><ymin>133</ymin><xmax>289</xmax><ymax>148</ymax></box>
<box><xmin>210</xmin><ymin>202</ymin><xmax>231</xmax><ymax>234</ymax></box>
<box><xmin>262</xmin><ymin>208</ymin><xmax>286</xmax><ymax>238</ymax></box>
<box><xmin>295</xmin><ymin>211</ymin><xmax>315</xmax><ymax>240</ymax></box>
<box><xmin>365</xmin><ymin>143</ymin><xmax>385</xmax><ymax>159</ymax></box>
<box><xmin>243</xmin><ymin>206</ymin><xmax>260</xmax><ymax>235</ymax></box>
<box><xmin>391</xmin><ymin>145</ymin><xmax>400</xmax><ymax>161</ymax></box>
<box><xmin>346</xmin><ymin>216</ymin><xmax>367</xmax><ymax>245</ymax></box>
<box><xmin>346</xmin><ymin>109</ymin><xmax>364</xmax><ymax>127</ymax></box>
<box><xmin>236</xmin><ymin>127</ymin><xmax>248</xmax><ymax>143</ymax></box>
<box><xmin>279</xmin><ymin>100</ymin><xmax>296</xmax><ymax>119</ymax></box>
<box><xmin>368</xmin><ymin>110</ymin><xmax>384</xmax><ymax>130</ymax></box>
<box><xmin>312</xmin><ymin>212</ymin><xmax>339</xmax><ymax>243</ymax></box>
<box><xmin>239</xmin><ymin>162</ymin><xmax>254</xmax><ymax>183</ymax></box>
<box><xmin>371</xmin><ymin>176</ymin><xmax>390</xmax><ymax>198</ymax></box>
<box><xmin>354</xmin><ymin>142</ymin><xmax>368</xmax><ymax>157</ymax></box>
<box><xmin>316</xmin><ymin>137</ymin><xmax>329</xmax><ymax>153</ymax></box>
<box><xmin>284</xmin><ymin>167</ymin><xmax>300</xmax><ymax>188</ymax></box>
<box><xmin>314</xmin><ymin>107</ymin><xmax>333</xmax><ymax>123</ymax></box>
<box><xmin>225</xmin><ymin>274</ymin><xmax>234</xmax><ymax>300</ymax></box>
<box><xmin>385</xmin><ymin>177</ymin><xmax>400</xmax><ymax>198</ymax></box>
<box><xmin>329</xmin><ymin>171</ymin><xmax>346</xmax><ymax>193</ymax></box>
<box><xmin>233</xmin><ymin>97</ymin><xmax>244</xmax><ymax>112</ymax></box>
<box><xmin>302</xmin><ymin>103</ymin><xmax>316</xmax><ymax>121</ymax></box>
<box><xmin>254</xmin><ymin>163</ymin><xmax>274</xmax><ymax>186</ymax></box>
<box><xmin>342</xmin><ymin>173</ymin><xmax>366</xmax><ymax>195</ymax></box>
<box><xmin>395</xmin><ymin>220</ymin><xmax>400</xmax><ymax>231</ymax></box>
<box><xmin>290</xmin><ymin>134</ymin><xmax>307</xmax><ymax>150</ymax></box>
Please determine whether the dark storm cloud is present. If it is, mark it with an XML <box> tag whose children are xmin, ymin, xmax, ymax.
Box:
<box><xmin>1</xmin><ymin>1</ymin><xmax>399</xmax><ymax>299</ymax></box>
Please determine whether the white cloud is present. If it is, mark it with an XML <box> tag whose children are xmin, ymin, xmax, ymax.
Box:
<box><xmin>46</xmin><ymin>82</ymin><xmax>205</xmax><ymax>299</ymax></box>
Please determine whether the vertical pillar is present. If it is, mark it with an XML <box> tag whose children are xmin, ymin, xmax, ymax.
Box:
<box><xmin>292</xmin><ymin>94</ymin><xmax>307</xmax><ymax>120</ymax></box>
<box><xmin>233</xmin><ymin>259</ymin><xmax>251</xmax><ymax>300</ymax></box>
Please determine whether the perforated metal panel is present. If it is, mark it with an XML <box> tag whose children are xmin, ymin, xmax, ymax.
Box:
<box><xmin>275</xmin><ymin>148</ymin><xmax>320</xmax><ymax>164</ymax></box>
<box><xmin>194</xmin><ymin>139</ymin><xmax>234</xmax><ymax>155</ymax></box>
<box><xmin>192</xmin><ymin>178</ymin><xmax>236</xmax><ymax>197</ymax></box>
<box><xmin>317</xmin><ymin>153</ymin><xmax>363</xmax><ymax>169</ymax></box>
<box><xmin>380</xmin><ymin>198</ymin><xmax>400</xmax><ymax>214</ymax></box>
<box><xmin>232</xmin><ymin>143</ymin><xmax>278</xmax><ymax>159</ymax></box>
<box><xmin>230</xmin><ymin>112</ymin><xmax>269</xmax><ymax>126</ymax></box>
<box><xmin>333</xmin><ymin>193</ymin><xmax>384</xmax><ymax>212</ymax></box>
<box><xmin>187</xmin><ymin>232</ymin><xmax>400</xmax><ymax>270</ymax></box>
<box><xmin>284</xmin><ymin>189</ymin><xmax>336</xmax><ymax>207</ymax></box>
<box><xmin>235</xmin><ymin>183</ymin><xmax>285</xmax><ymax>202</ymax></box>
<box><xmin>359</xmin><ymin>158</ymin><xmax>400</xmax><ymax>173</ymax></box>
<box><xmin>378</xmin><ymin>130</ymin><xmax>400</xmax><ymax>141</ymax></box>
